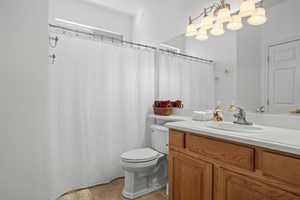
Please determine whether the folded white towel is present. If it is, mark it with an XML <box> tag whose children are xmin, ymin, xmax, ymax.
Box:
<box><xmin>192</xmin><ymin>110</ymin><xmax>213</xmax><ymax>121</ymax></box>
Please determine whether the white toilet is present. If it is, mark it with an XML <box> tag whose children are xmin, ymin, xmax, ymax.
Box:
<box><xmin>120</xmin><ymin>124</ymin><xmax>168</xmax><ymax>199</ymax></box>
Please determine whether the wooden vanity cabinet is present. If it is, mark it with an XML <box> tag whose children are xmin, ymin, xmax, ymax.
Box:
<box><xmin>169</xmin><ymin>129</ymin><xmax>300</xmax><ymax>200</ymax></box>
<box><xmin>169</xmin><ymin>151</ymin><xmax>213</xmax><ymax>200</ymax></box>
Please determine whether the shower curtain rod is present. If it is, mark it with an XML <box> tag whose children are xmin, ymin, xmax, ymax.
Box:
<box><xmin>49</xmin><ymin>24</ymin><xmax>214</xmax><ymax>64</ymax></box>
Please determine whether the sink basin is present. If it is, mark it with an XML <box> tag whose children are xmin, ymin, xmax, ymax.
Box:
<box><xmin>206</xmin><ymin>121</ymin><xmax>264</xmax><ymax>133</ymax></box>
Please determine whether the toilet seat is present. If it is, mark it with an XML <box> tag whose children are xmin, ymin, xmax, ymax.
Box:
<box><xmin>121</xmin><ymin>148</ymin><xmax>159</xmax><ymax>163</ymax></box>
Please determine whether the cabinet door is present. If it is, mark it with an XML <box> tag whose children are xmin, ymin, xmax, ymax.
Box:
<box><xmin>169</xmin><ymin>151</ymin><xmax>213</xmax><ymax>200</ymax></box>
<box><xmin>218</xmin><ymin>169</ymin><xmax>300</xmax><ymax>200</ymax></box>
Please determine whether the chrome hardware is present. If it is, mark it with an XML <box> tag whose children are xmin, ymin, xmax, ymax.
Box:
<box><xmin>256</xmin><ymin>106</ymin><xmax>265</xmax><ymax>113</ymax></box>
<box><xmin>232</xmin><ymin>106</ymin><xmax>253</xmax><ymax>126</ymax></box>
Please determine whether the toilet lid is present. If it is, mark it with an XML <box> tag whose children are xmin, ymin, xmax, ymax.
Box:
<box><xmin>121</xmin><ymin>148</ymin><xmax>159</xmax><ymax>163</ymax></box>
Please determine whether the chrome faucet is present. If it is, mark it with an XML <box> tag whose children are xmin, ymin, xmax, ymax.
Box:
<box><xmin>233</xmin><ymin>106</ymin><xmax>253</xmax><ymax>126</ymax></box>
<box><xmin>256</xmin><ymin>106</ymin><xmax>265</xmax><ymax>113</ymax></box>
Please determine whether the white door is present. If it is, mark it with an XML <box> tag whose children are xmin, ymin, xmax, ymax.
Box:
<box><xmin>268</xmin><ymin>39</ymin><xmax>300</xmax><ymax>113</ymax></box>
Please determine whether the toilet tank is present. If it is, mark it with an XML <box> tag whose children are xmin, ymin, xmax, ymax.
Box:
<box><xmin>150</xmin><ymin>124</ymin><xmax>168</xmax><ymax>154</ymax></box>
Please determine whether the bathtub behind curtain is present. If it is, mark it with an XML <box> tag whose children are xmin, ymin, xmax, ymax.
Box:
<box><xmin>158</xmin><ymin>53</ymin><xmax>215</xmax><ymax>111</ymax></box>
<box><xmin>48</xmin><ymin>35</ymin><xmax>155</xmax><ymax>199</ymax></box>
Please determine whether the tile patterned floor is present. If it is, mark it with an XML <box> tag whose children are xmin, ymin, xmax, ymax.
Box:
<box><xmin>58</xmin><ymin>178</ymin><xmax>167</xmax><ymax>200</ymax></box>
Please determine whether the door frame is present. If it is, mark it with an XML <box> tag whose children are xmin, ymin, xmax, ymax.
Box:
<box><xmin>262</xmin><ymin>35</ymin><xmax>300</xmax><ymax>112</ymax></box>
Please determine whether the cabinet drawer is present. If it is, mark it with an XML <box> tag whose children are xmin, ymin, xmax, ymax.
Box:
<box><xmin>261</xmin><ymin>151</ymin><xmax>300</xmax><ymax>188</ymax></box>
<box><xmin>169</xmin><ymin>129</ymin><xmax>185</xmax><ymax>149</ymax></box>
<box><xmin>186</xmin><ymin>134</ymin><xmax>254</xmax><ymax>171</ymax></box>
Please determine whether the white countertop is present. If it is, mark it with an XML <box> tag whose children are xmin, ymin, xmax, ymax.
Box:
<box><xmin>166</xmin><ymin>120</ymin><xmax>300</xmax><ymax>156</ymax></box>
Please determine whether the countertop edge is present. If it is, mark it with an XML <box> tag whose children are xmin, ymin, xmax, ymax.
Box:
<box><xmin>166</xmin><ymin>123</ymin><xmax>300</xmax><ymax>156</ymax></box>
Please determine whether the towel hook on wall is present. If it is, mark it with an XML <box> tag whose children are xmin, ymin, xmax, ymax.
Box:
<box><xmin>49</xmin><ymin>54</ymin><xmax>56</xmax><ymax>64</ymax></box>
<box><xmin>49</xmin><ymin>36</ymin><xmax>59</xmax><ymax>48</ymax></box>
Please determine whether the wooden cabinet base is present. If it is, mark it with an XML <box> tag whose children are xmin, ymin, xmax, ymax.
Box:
<box><xmin>169</xmin><ymin>129</ymin><xmax>300</xmax><ymax>200</ymax></box>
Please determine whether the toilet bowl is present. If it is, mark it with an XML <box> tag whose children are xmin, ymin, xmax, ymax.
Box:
<box><xmin>120</xmin><ymin>125</ymin><xmax>168</xmax><ymax>199</ymax></box>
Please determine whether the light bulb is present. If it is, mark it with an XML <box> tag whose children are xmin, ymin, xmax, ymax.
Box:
<box><xmin>248</xmin><ymin>7</ymin><xmax>267</xmax><ymax>26</ymax></box>
<box><xmin>227</xmin><ymin>15</ymin><xmax>243</xmax><ymax>31</ymax></box>
<box><xmin>196</xmin><ymin>29</ymin><xmax>208</xmax><ymax>40</ymax></box>
<box><xmin>186</xmin><ymin>23</ymin><xmax>197</xmax><ymax>37</ymax></box>
<box><xmin>239</xmin><ymin>0</ymin><xmax>255</xmax><ymax>17</ymax></box>
<box><xmin>217</xmin><ymin>7</ymin><xmax>231</xmax><ymax>23</ymax></box>
<box><xmin>201</xmin><ymin>15</ymin><xmax>213</xmax><ymax>30</ymax></box>
<box><xmin>186</xmin><ymin>16</ymin><xmax>197</xmax><ymax>37</ymax></box>
<box><xmin>210</xmin><ymin>23</ymin><xmax>224</xmax><ymax>36</ymax></box>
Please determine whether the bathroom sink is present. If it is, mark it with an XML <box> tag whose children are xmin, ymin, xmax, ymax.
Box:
<box><xmin>206</xmin><ymin>121</ymin><xmax>264</xmax><ymax>133</ymax></box>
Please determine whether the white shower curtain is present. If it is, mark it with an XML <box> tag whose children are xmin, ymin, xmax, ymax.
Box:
<box><xmin>158</xmin><ymin>53</ymin><xmax>215</xmax><ymax>110</ymax></box>
<box><xmin>48</xmin><ymin>34</ymin><xmax>155</xmax><ymax>199</ymax></box>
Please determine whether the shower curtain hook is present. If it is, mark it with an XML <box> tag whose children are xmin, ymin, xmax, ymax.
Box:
<box><xmin>49</xmin><ymin>36</ymin><xmax>59</xmax><ymax>48</ymax></box>
<box><xmin>48</xmin><ymin>54</ymin><xmax>56</xmax><ymax>64</ymax></box>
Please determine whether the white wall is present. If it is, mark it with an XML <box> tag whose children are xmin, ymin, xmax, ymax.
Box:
<box><xmin>49</xmin><ymin>0</ymin><xmax>133</xmax><ymax>40</ymax></box>
<box><xmin>186</xmin><ymin>32</ymin><xmax>238</xmax><ymax>107</ymax></box>
<box><xmin>132</xmin><ymin>0</ymin><xmax>211</xmax><ymax>45</ymax></box>
<box><xmin>163</xmin><ymin>34</ymin><xmax>187</xmax><ymax>53</ymax></box>
<box><xmin>0</xmin><ymin>0</ymin><xmax>49</xmax><ymax>200</ymax></box>
<box><xmin>262</xmin><ymin>0</ymin><xmax>300</xmax><ymax>44</ymax></box>
<box><xmin>236</xmin><ymin>23</ymin><xmax>262</xmax><ymax>112</ymax></box>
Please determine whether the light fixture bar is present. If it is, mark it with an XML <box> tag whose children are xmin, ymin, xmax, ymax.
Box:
<box><xmin>186</xmin><ymin>0</ymin><xmax>267</xmax><ymax>41</ymax></box>
<box><xmin>190</xmin><ymin>3</ymin><xmax>219</xmax><ymax>23</ymax></box>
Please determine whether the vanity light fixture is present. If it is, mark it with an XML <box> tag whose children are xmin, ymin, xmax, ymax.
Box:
<box><xmin>239</xmin><ymin>0</ymin><xmax>256</xmax><ymax>17</ymax></box>
<box><xmin>227</xmin><ymin>15</ymin><xmax>243</xmax><ymax>30</ymax></box>
<box><xmin>200</xmin><ymin>9</ymin><xmax>213</xmax><ymax>30</ymax></box>
<box><xmin>210</xmin><ymin>23</ymin><xmax>225</xmax><ymax>36</ymax></box>
<box><xmin>216</xmin><ymin>1</ymin><xmax>231</xmax><ymax>23</ymax></box>
<box><xmin>248</xmin><ymin>1</ymin><xmax>267</xmax><ymax>25</ymax></box>
<box><xmin>196</xmin><ymin>29</ymin><xmax>209</xmax><ymax>40</ymax></box>
<box><xmin>185</xmin><ymin>0</ymin><xmax>267</xmax><ymax>40</ymax></box>
<box><xmin>186</xmin><ymin>16</ymin><xmax>197</xmax><ymax>37</ymax></box>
